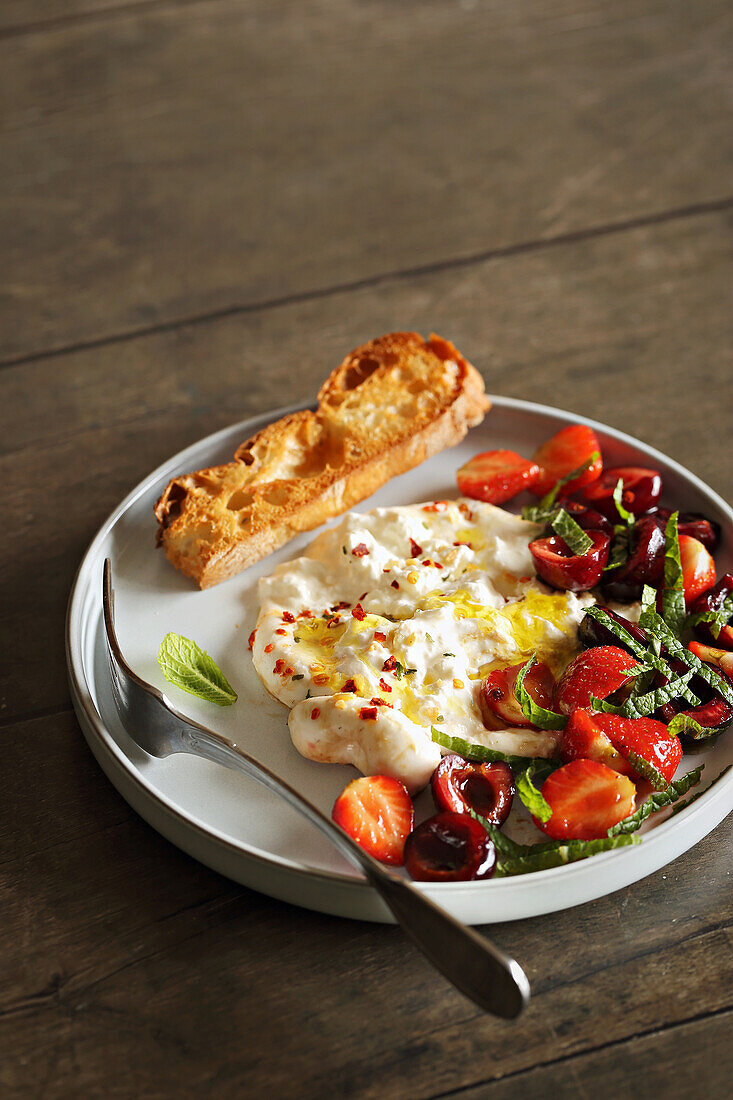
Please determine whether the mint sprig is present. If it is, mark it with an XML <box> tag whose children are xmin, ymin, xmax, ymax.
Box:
<box><xmin>514</xmin><ymin>655</ymin><xmax>567</xmax><ymax>731</ymax></box>
<box><xmin>665</xmin><ymin>712</ymin><xmax>718</xmax><ymax>741</ymax></box>
<box><xmin>157</xmin><ymin>633</ymin><xmax>238</xmax><ymax>706</ymax></box>
<box><xmin>494</xmin><ymin>835</ymin><xmax>638</xmax><ymax>876</ymax></box>
<box><xmin>612</xmin><ymin>479</ymin><xmax>635</xmax><ymax>525</ymax></box>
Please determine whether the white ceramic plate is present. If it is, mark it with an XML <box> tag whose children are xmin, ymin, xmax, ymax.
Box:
<box><xmin>67</xmin><ymin>397</ymin><xmax>733</xmax><ymax>923</ymax></box>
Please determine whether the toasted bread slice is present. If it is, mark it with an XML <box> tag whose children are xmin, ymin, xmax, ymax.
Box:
<box><xmin>154</xmin><ymin>332</ymin><xmax>489</xmax><ymax>587</ymax></box>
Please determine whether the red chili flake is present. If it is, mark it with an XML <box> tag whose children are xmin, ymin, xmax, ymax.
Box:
<box><xmin>369</xmin><ymin>697</ymin><xmax>392</xmax><ymax>708</ymax></box>
<box><xmin>374</xmin><ymin>631</ymin><xmax>386</xmax><ymax>643</ymax></box>
<box><xmin>379</xmin><ymin>678</ymin><xmax>393</xmax><ymax>693</ymax></box>
<box><xmin>300</xmin><ymin>609</ymin><xmax>313</xmax><ymax>618</ymax></box>
<box><xmin>421</xmin><ymin>559</ymin><xmax>432</xmax><ymax>567</ymax></box>
<box><xmin>453</xmin><ymin>541</ymin><xmax>470</xmax><ymax>547</ymax></box>
<box><xmin>273</xmin><ymin>659</ymin><xmax>285</xmax><ymax>674</ymax></box>
<box><xmin>284</xmin><ymin>666</ymin><xmax>294</xmax><ymax>676</ymax></box>
<box><xmin>248</xmin><ymin>629</ymin><xmax>257</xmax><ymax>650</ymax></box>
<box><xmin>275</xmin><ymin>628</ymin><xmax>287</xmax><ymax>636</ymax></box>
<box><xmin>333</xmin><ymin>600</ymin><xmax>351</xmax><ymax>610</ymax></box>
<box><xmin>423</xmin><ymin>501</ymin><xmax>448</xmax><ymax>513</ymax></box>
<box><xmin>409</xmin><ymin>538</ymin><xmax>423</xmax><ymax>558</ymax></box>
<box><xmin>342</xmin><ymin>678</ymin><xmax>357</xmax><ymax>693</ymax></box>
<box><xmin>310</xmin><ymin>708</ymin><xmax>321</xmax><ymax>720</ymax></box>
<box><xmin>282</xmin><ymin>611</ymin><xmax>295</xmax><ymax>623</ymax></box>
<box><xmin>352</xmin><ymin>603</ymin><xmax>367</xmax><ymax>621</ymax></box>
<box><xmin>327</xmin><ymin>618</ymin><xmax>341</xmax><ymax>629</ymax></box>
<box><xmin>359</xmin><ymin>706</ymin><xmax>379</xmax><ymax>721</ymax></box>
<box><xmin>358</xmin><ymin>592</ymin><xmax>368</xmax><ymax>601</ymax></box>
<box><xmin>391</xmin><ymin>580</ymin><xmax>399</xmax><ymax>589</ymax></box>
<box><xmin>264</xmin><ymin>643</ymin><xmax>274</xmax><ymax>654</ymax></box>
<box><xmin>351</xmin><ymin>543</ymin><xmax>369</xmax><ymax>557</ymax></box>
<box><xmin>458</xmin><ymin>502</ymin><xmax>474</xmax><ymax>520</ymax></box>
<box><xmin>382</xmin><ymin>656</ymin><xmax>397</xmax><ymax>672</ymax></box>
<box><xmin>433</xmin><ymin>562</ymin><xmax>444</xmax><ymax>569</ymax></box>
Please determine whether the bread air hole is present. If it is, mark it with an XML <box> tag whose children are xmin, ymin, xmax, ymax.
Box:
<box><xmin>343</xmin><ymin>356</ymin><xmax>380</xmax><ymax>391</ymax></box>
<box><xmin>226</xmin><ymin>488</ymin><xmax>256</xmax><ymax>511</ymax></box>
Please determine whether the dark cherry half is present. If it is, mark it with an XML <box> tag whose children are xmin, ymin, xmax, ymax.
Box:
<box><xmin>479</xmin><ymin>661</ymin><xmax>556</xmax><ymax>730</ymax></box>
<box><xmin>431</xmin><ymin>756</ymin><xmax>515</xmax><ymax>825</ymax></box>
<box><xmin>581</xmin><ymin>466</ymin><xmax>662</xmax><ymax>521</ymax></box>
<box><xmin>602</xmin><ymin>515</ymin><xmax>665</xmax><ymax>601</ymax></box>
<box><xmin>530</xmin><ymin>530</ymin><xmax>610</xmax><ymax>592</ymax></box>
<box><xmin>651</xmin><ymin>509</ymin><xmax>721</xmax><ymax>553</ymax></box>
<box><xmin>404</xmin><ymin>812</ymin><xmax>497</xmax><ymax>882</ymax></box>
<box><xmin>690</xmin><ymin>575</ymin><xmax>733</xmax><ymax>649</ymax></box>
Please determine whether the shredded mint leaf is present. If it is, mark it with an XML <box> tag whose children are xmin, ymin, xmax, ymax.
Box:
<box><xmin>665</xmin><ymin>712</ymin><xmax>719</xmax><ymax>741</ymax></box>
<box><xmin>661</xmin><ymin>512</ymin><xmax>686</xmax><ymax>638</ymax></box>
<box><xmin>514</xmin><ymin>655</ymin><xmax>567</xmax><ymax>731</ymax></box>
<box><xmin>515</xmin><ymin>761</ymin><xmax>553</xmax><ymax>822</ymax></box>
<box><xmin>603</xmin><ymin>525</ymin><xmax>631</xmax><ymax>573</ymax></box>
<box><xmin>608</xmin><ymin>767</ymin><xmax>703</xmax><ymax>835</ymax></box>
<box><xmin>612</xmin><ymin>479</ymin><xmax>634</xmax><ymax>525</ymax></box>
<box><xmin>157</xmin><ymin>633</ymin><xmax>238</xmax><ymax>706</ymax></box>
<box><xmin>521</xmin><ymin>503</ymin><xmax>557</xmax><ymax>525</ymax></box>
<box><xmin>551</xmin><ymin>509</ymin><xmax>593</xmax><ymax>556</ymax></box>
<box><xmin>539</xmin><ymin>451</ymin><xmax>601</xmax><ymax>510</ymax></box>
<box><xmin>670</xmin><ymin>764</ymin><xmax>730</xmax><ymax>816</ymax></box>
<box><xmin>625</xmin><ymin>749</ymin><xmax>670</xmax><ymax>792</ymax></box>
<box><xmin>639</xmin><ymin>584</ymin><xmax>657</xmax><ymax>628</ymax></box>
<box><xmin>644</xmin><ymin>611</ymin><xmax>733</xmax><ymax>707</ymax></box>
<box><xmin>494</xmin><ymin>834</ymin><xmax>639</xmax><ymax>876</ymax></box>
<box><xmin>582</xmin><ymin>607</ymin><xmax>700</xmax><ymax>705</ymax></box>
<box><xmin>590</xmin><ymin>667</ymin><xmax>698</xmax><ymax>720</ymax></box>
<box><xmin>431</xmin><ymin>727</ymin><xmax>561</xmax><ymax>775</ymax></box>
<box><xmin>686</xmin><ymin>596</ymin><xmax>733</xmax><ymax>640</ymax></box>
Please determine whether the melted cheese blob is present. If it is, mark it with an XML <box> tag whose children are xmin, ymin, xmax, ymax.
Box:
<box><xmin>251</xmin><ymin>500</ymin><xmax>594</xmax><ymax>792</ymax></box>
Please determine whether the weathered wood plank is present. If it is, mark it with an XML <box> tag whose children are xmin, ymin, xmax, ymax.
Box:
<box><xmin>2</xmin><ymin>211</ymin><xmax>731</xmax><ymax>724</ymax></box>
<box><xmin>0</xmin><ymin>0</ymin><xmax>163</xmax><ymax>35</ymax></box>
<box><xmin>0</xmin><ymin>709</ymin><xmax>731</xmax><ymax>1098</ymax></box>
<box><xmin>2</xmin><ymin>0</ymin><xmax>732</xmax><ymax>360</ymax></box>
<box><xmin>449</xmin><ymin>1011</ymin><xmax>733</xmax><ymax>1100</ymax></box>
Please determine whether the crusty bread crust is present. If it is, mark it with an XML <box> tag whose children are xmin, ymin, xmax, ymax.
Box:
<box><xmin>154</xmin><ymin>332</ymin><xmax>490</xmax><ymax>587</ymax></box>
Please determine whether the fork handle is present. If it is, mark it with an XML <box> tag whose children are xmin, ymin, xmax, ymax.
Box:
<box><xmin>182</xmin><ymin>723</ymin><xmax>530</xmax><ymax>1018</ymax></box>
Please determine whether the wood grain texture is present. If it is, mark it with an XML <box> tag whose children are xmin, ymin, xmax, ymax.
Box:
<box><xmin>1</xmin><ymin>710</ymin><xmax>731</xmax><ymax>1098</ymax></box>
<box><xmin>2</xmin><ymin>210</ymin><xmax>731</xmax><ymax>725</ymax></box>
<box><xmin>2</xmin><ymin>0</ymin><xmax>732</xmax><ymax>360</ymax></box>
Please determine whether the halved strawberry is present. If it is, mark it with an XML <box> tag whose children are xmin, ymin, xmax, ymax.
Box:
<box><xmin>332</xmin><ymin>776</ymin><xmax>414</xmax><ymax>865</ymax></box>
<box><xmin>592</xmin><ymin>713</ymin><xmax>682</xmax><ymax>787</ymax></box>
<box><xmin>479</xmin><ymin>661</ymin><xmax>556</xmax><ymax>730</ymax></box>
<box><xmin>555</xmin><ymin>646</ymin><xmax>639</xmax><ymax>715</ymax></box>
<box><xmin>535</xmin><ymin>759</ymin><xmax>636</xmax><ymax>840</ymax></box>
<box><xmin>678</xmin><ymin>535</ymin><xmax>716</xmax><ymax>605</ymax></box>
<box><xmin>560</xmin><ymin>709</ymin><xmax>635</xmax><ymax>776</ymax></box>
<box><xmin>529</xmin><ymin>425</ymin><xmax>603</xmax><ymax>498</ymax></box>
<box><xmin>456</xmin><ymin>450</ymin><xmax>540</xmax><ymax>504</ymax></box>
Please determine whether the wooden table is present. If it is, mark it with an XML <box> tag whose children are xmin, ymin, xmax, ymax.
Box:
<box><xmin>2</xmin><ymin>1</ymin><xmax>732</xmax><ymax>1095</ymax></box>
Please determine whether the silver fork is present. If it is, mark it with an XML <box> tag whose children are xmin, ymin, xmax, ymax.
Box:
<box><xmin>102</xmin><ymin>559</ymin><xmax>530</xmax><ymax>1018</ymax></box>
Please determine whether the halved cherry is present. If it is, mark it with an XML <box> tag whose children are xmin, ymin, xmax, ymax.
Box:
<box><xmin>534</xmin><ymin>759</ymin><xmax>636</xmax><ymax>840</ymax></box>
<box><xmin>678</xmin><ymin>535</ymin><xmax>715</xmax><ymax>605</ymax></box>
<box><xmin>581</xmin><ymin>466</ymin><xmax>662</xmax><ymax>521</ymax></box>
<box><xmin>456</xmin><ymin>449</ymin><xmax>540</xmax><ymax>504</ymax></box>
<box><xmin>431</xmin><ymin>756</ymin><xmax>515</xmax><ymax>825</ymax></box>
<box><xmin>332</xmin><ymin>776</ymin><xmax>414</xmax><ymax>865</ymax></box>
<box><xmin>578</xmin><ymin>608</ymin><xmax>649</xmax><ymax>653</ymax></box>
<box><xmin>404</xmin><ymin>812</ymin><xmax>497</xmax><ymax>882</ymax></box>
<box><xmin>652</xmin><ymin>509</ymin><xmax>720</xmax><ymax>552</ymax></box>
<box><xmin>529</xmin><ymin>424</ymin><xmax>602</xmax><ymax>498</ymax></box>
<box><xmin>602</xmin><ymin>515</ymin><xmax>666</xmax><ymax>601</ymax></box>
<box><xmin>554</xmin><ymin>646</ymin><xmax>639</xmax><ymax>715</ymax></box>
<box><xmin>690</xmin><ymin>574</ymin><xmax>733</xmax><ymax>650</ymax></box>
<box><xmin>559</xmin><ymin>499</ymin><xmax>614</xmax><ymax>538</ymax></box>
<box><xmin>560</xmin><ymin>709</ymin><xmax>635</xmax><ymax>776</ymax></box>
<box><xmin>479</xmin><ymin>661</ymin><xmax>556</xmax><ymax>730</ymax></box>
<box><xmin>530</xmin><ymin>531</ymin><xmax>610</xmax><ymax>592</ymax></box>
